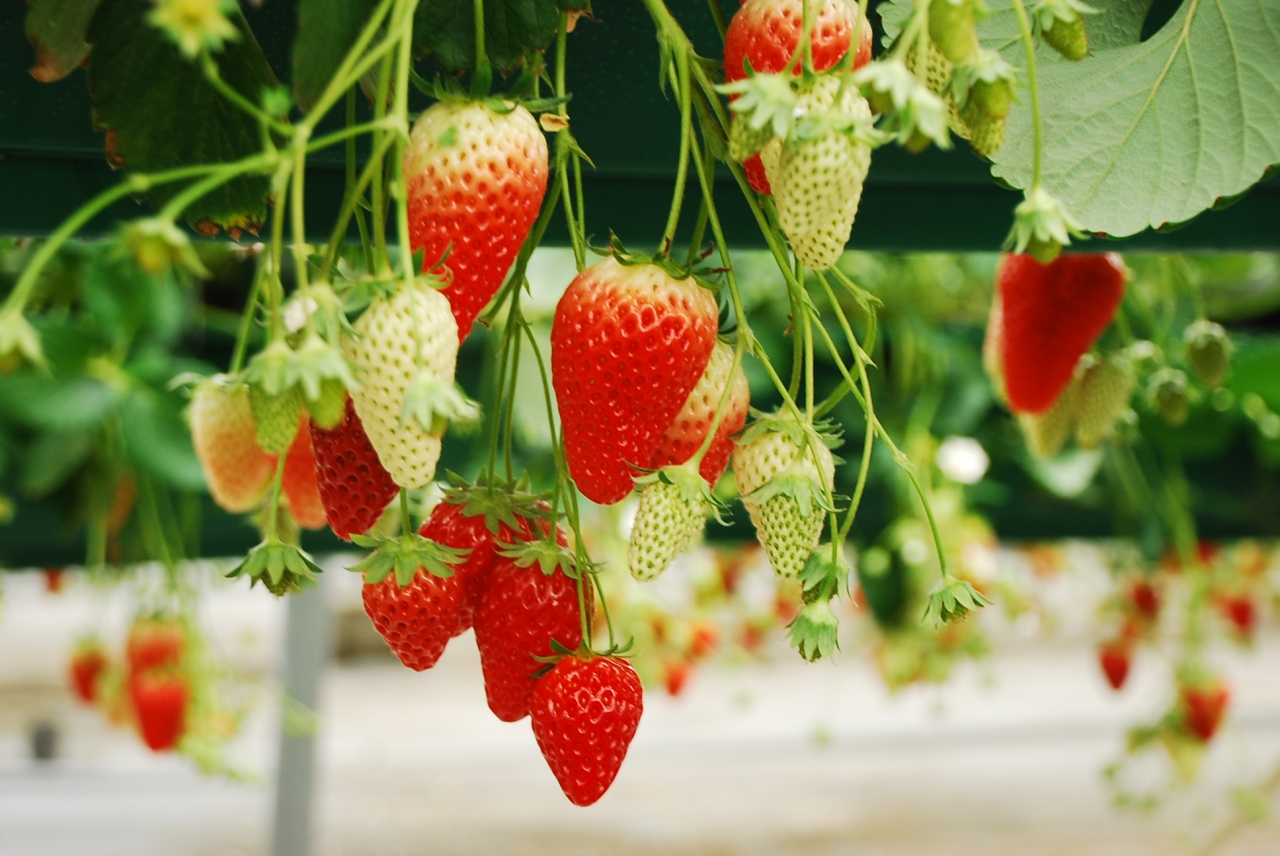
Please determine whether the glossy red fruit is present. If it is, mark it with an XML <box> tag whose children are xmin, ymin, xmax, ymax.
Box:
<box><xmin>362</xmin><ymin>560</ymin><xmax>469</xmax><ymax>672</ymax></box>
<box><xmin>1182</xmin><ymin>681</ymin><xmax>1229</xmax><ymax>742</ymax></box>
<box><xmin>69</xmin><ymin>644</ymin><xmax>109</xmax><ymax>704</ymax></box>
<box><xmin>405</xmin><ymin>100</ymin><xmax>549</xmax><ymax>340</ymax></box>
<box><xmin>1098</xmin><ymin>640</ymin><xmax>1131</xmax><ymax>691</ymax></box>
<box><xmin>724</xmin><ymin>0</ymin><xmax>873</xmax><ymax>194</ymax></box>
<box><xmin>129</xmin><ymin>670</ymin><xmax>188</xmax><ymax>752</ymax></box>
<box><xmin>126</xmin><ymin>618</ymin><xmax>184</xmax><ymax>676</ymax></box>
<box><xmin>474</xmin><ymin>535</ymin><xmax>586</xmax><ymax>722</ymax></box>
<box><xmin>417</xmin><ymin>498</ymin><xmax>520</xmax><ymax>633</ymax></box>
<box><xmin>997</xmin><ymin>253</ymin><xmax>1127</xmax><ymax>414</ymax></box>
<box><xmin>531</xmin><ymin>655</ymin><xmax>644</xmax><ymax>806</ymax></box>
<box><xmin>551</xmin><ymin>257</ymin><xmax>720</xmax><ymax>505</ymax></box>
<box><xmin>282</xmin><ymin>415</ymin><xmax>327</xmax><ymax>529</ymax></box>
<box><xmin>310</xmin><ymin>397</ymin><xmax>399</xmax><ymax>540</ymax></box>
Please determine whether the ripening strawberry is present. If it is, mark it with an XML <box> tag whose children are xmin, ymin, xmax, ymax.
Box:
<box><xmin>126</xmin><ymin>617</ymin><xmax>185</xmax><ymax>676</ymax></box>
<box><xmin>761</xmin><ymin>75</ymin><xmax>873</xmax><ymax>270</ymax></box>
<box><xmin>998</xmin><ymin>253</ymin><xmax>1127</xmax><ymax>415</ymax></box>
<box><xmin>189</xmin><ymin>379</ymin><xmax>277</xmax><ymax>513</ymax></box>
<box><xmin>1098</xmin><ymin>640</ymin><xmax>1131</xmax><ymax>691</ymax></box>
<box><xmin>530</xmin><ymin>655</ymin><xmax>644</xmax><ymax>806</ymax></box>
<box><xmin>343</xmin><ymin>283</ymin><xmax>460</xmax><ymax>489</ymax></box>
<box><xmin>310</xmin><ymin>397</ymin><xmax>399</xmax><ymax>540</ymax></box>
<box><xmin>129</xmin><ymin>670</ymin><xmax>188</xmax><ymax>752</ymax></box>
<box><xmin>248</xmin><ymin>385</ymin><xmax>302</xmax><ymax>455</ymax></box>
<box><xmin>1017</xmin><ymin>373</ymin><xmax>1078</xmax><ymax>458</ymax></box>
<box><xmin>69</xmin><ymin>641</ymin><xmax>109</xmax><ymax>705</ymax></box>
<box><xmin>649</xmin><ymin>341</ymin><xmax>751</xmax><ymax>485</ymax></box>
<box><xmin>474</xmin><ymin>530</ymin><xmax>586</xmax><ymax>723</ymax></box>
<box><xmin>282</xmin><ymin>415</ymin><xmax>327</xmax><ymax>529</ymax></box>
<box><xmin>723</xmin><ymin>0</ymin><xmax>873</xmax><ymax>194</ymax></box>
<box><xmin>732</xmin><ymin>414</ymin><xmax>836</xmax><ymax>579</ymax></box>
<box><xmin>551</xmin><ymin>257</ymin><xmax>719</xmax><ymax>505</ymax></box>
<box><xmin>405</xmin><ymin>100</ymin><xmax>549</xmax><ymax>340</ymax></box>
<box><xmin>1218</xmin><ymin>593</ymin><xmax>1257</xmax><ymax>639</ymax></box>
<box><xmin>1181</xmin><ymin>680</ymin><xmax>1229</xmax><ymax>742</ymax></box>
<box><xmin>1073</xmin><ymin>354</ymin><xmax>1134</xmax><ymax>448</ymax></box>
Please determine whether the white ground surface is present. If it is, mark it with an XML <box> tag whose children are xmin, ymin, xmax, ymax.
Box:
<box><xmin>1</xmin><ymin>567</ymin><xmax>1278</xmax><ymax>856</ymax></box>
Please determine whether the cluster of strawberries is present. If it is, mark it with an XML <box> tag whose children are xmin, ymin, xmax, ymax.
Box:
<box><xmin>69</xmin><ymin>616</ymin><xmax>189</xmax><ymax>753</ymax></box>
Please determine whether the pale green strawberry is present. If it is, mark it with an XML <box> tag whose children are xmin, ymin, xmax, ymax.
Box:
<box><xmin>905</xmin><ymin>39</ymin><xmax>966</xmax><ymax>138</ymax></box>
<box><xmin>1019</xmin><ymin>373</ymin><xmax>1079</xmax><ymax>458</ymax></box>
<box><xmin>732</xmin><ymin>413</ymin><xmax>837</xmax><ymax>579</ymax></box>
<box><xmin>1074</xmin><ymin>354</ymin><xmax>1135</xmax><ymax>448</ymax></box>
<box><xmin>928</xmin><ymin>0</ymin><xmax>979</xmax><ymax>65</ymax></box>
<box><xmin>1184</xmin><ymin>320</ymin><xmax>1232</xmax><ymax>388</ymax></box>
<box><xmin>249</xmin><ymin>384</ymin><xmax>302</xmax><ymax>454</ymax></box>
<box><xmin>343</xmin><ymin>282</ymin><xmax>463</xmax><ymax>489</ymax></box>
<box><xmin>1043</xmin><ymin>14</ymin><xmax>1088</xmax><ymax>61</ymax></box>
<box><xmin>761</xmin><ymin>76</ymin><xmax>873</xmax><ymax>270</ymax></box>
<box><xmin>1149</xmin><ymin>368</ymin><xmax>1190</xmax><ymax>426</ymax></box>
<box><xmin>628</xmin><ymin>464</ymin><xmax>715</xmax><ymax>582</ymax></box>
<box><xmin>961</xmin><ymin>102</ymin><xmax>1006</xmax><ymax>159</ymax></box>
<box><xmin>728</xmin><ymin>112</ymin><xmax>774</xmax><ymax>163</ymax></box>
<box><xmin>306</xmin><ymin>377</ymin><xmax>349</xmax><ymax>429</ymax></box>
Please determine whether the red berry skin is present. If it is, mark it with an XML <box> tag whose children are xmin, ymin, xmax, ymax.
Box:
<box><xmin>129</xmin><ymin>671</ymin><xmax>188</xmax><ymax>752</ymax></box>
<box><xmin>310</xmin><ymin>397</ymin><xmax>399</xmax><ymax>541</ymax></box>
<box><xmin>1220</xmin><ymin>595</ymin><xmax>1257</xmax><ymax>637</ymax></box>
<box><xmin>724</xmin><ymin>0</ymin><xmax>873</xmax><ymax>194</ymax></box>
<box><xmin>531</xmin><ymin>656</ymin><xmax>644</xmax><ymax>807</ymax></box>
<box><xmin>997</xmin><ymin>253</ymin><xmax>1127</xmax><ymax>415</ymax></box>
<box><xmin>1098</xmin><ymin>641</ymin><xmax>1131</xmax><ymax>691</ymax></box>
<box><xmin>474</xmin><ymin>542</ymin><xmax>587</xmax><ymax>723</ymax></box>
<box><xmin>648</xmin><ymin>343</ymin><xmax>750</xmax><ymax>486</ymax></box>
<box><xmin>1182</xmin><ymin>682</ymin><xmax>1229</xmax><ymax>742</ymax></box>
<box><xmin>126</xmin><ymin>619</ymin><xmax>184</xmax><ymax>676</ymax></box>
<box><xmin>69</xmin><ymin>648</ymin><xmax>109</xmax><ymax>704</ymax></box>
<box><xmin>363</xmin><ymin>565</ymin><xmax>469</xmax><ymax>672</ymax></box>
<box><xmin>418</xmin><ymin>501</ymin><xmax>519</xmax><ymax>633</ymax></box>
<box><xmin>551</xmin><ymin>257</ymin><xmax>720</xmax><ymax>505</ymax></box>
<box><xmin>282</xmin><ymin>415</ymin><xmax>328</xmax><ymax>530</ymax></box>
<box><xmin>1130</xmin><ymin>579</ymin><xmax>1160</xmax><ymax>621</ymax></box>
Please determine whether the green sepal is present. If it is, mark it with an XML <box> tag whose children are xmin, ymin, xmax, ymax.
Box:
<box><xmin>496</xmin><ymin>538</ymin><xmax>588</xmax><ymax>581</ymax></box>
<box><xmin>744</xmin><ymin>471</ymin><xmax>838</xmax><ymax>519</ymax></box>
<box><xmin>798</xmin><ymin>546</ymin><xmax>848</xmax><ymax>604</ymax></box>
<box><xmin>635</xmin><ymin>462</ymin><xmax>725</xmax><ymax>521</ymax></box>
<box><xmin>788</xmin><ymin>599</ymin><xmax>840</xmax><ymax>662</ymax></box>
<box><xmin>286</xmin><ymin>282</ymin><xmax>355</xmax><ymax>345</ymax></box>
<box><xmin>120</xmin><ymin>217</ymin><xmax>209</xmax><ymax>277</ymax></box>
<box><xmin>293</xmin><ymin>333</ymin><xmax>358</xmax><ymax>402</ymax></box>
<box><xmin>347</xmin><ymin>531</ymin><xmax>468</xmax><ymax>587</ymax></box>
<box><xmin>922</xmin><ymin>575</ymin><xmax>992</xmax><ymax>627</ymax></box>
<box><xmin>853</xmin><ymin>59</ymin><xmax>951</xmax><ymax>152</ymax></box>
<box><xmin>227</xmin><ymin>541</ymin><xmax>324</xmax><ymax>597</ymax></box>
<box><xmin>0</xmin><ymin>310</ymin><xmax>46</xmax><ymax>372</ymax></box>
<box><xmin>438</xmin><ymin>471</ymin><xmax>553</xmax><ymax>537</ymax></box>
<box><xmin>401</xmin><ymin>372</ymin><xmax>481</xmax><ymax>436</ymax></box>
<box><xmin>1005</xmin><ymin>186</ymin><xmax>1085</xmax><ymax>263</ymax></box>
<box><xmin>717</xmin><ymin>69</ymin><xmax>797</xmax><ymax>144</ymax></box>
<box><xmin>736</xmin><ymin>409</ymin><xmax>843</xmax><ymax>452</ymax></box>
<box><xmin>951</xmin><ymin>50</ymin><xmax>1017</xmax><ymax>120</ymax></box>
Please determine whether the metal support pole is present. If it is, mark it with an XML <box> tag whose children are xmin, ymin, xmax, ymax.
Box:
<box><xmin>271</xmin><ymin>582</ymin><xmax>330</xmax><ymax>856</ymax></box>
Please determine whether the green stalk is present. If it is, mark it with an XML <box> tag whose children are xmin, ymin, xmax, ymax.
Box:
<box><xmin>1008</xmin><ymin>0</ymin><xmax>1043</xmax><ymax>189</ymax></box>
<box><xmin>660</xmin><ymin>48</ymin><xmax>693</xmax><ymax>253</ymax></box>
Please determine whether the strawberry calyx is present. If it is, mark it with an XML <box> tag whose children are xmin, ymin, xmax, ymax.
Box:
<box><xmin>227</xmin><ymin>541</ymin><xmax>324</xmax><ymax>596</ymax></box>
<box><xmin>437</xmin><ymin>471</ymin><xmax>554</xmax><ymax>537</ymax></box>
<box><xmin>415</xmin><ymin>75</ymin><xmax>570</xmax><ymax>121</ymax></box>
<box><xmin>787</xmin><ymin>547</ymin><xmax>849</xmax><ymax>661</ymax></box>
<box><xmin>1006</xmin><ymin>187</ymin><xmax>1086</xmax><ymax>264</ymax></box>
<box><xmin>400</xmin><ymin>370</ymin><xmax>481</xmax><ymax>436</ymax></box>
<box><xmin>530</xmin><ymin>638</ymin><xmax>636</xmax><ymax>681</ymax></box>
<box><xmin>852</xmin><ymin>59</ymin><xmax>951</xmax><ymax>152</ymax></box>
<box><xmin>121</xmin><ymin>217</ymin><xmax>208</xmax><ymax>277</ymax></box>
<box><xmin>349</xmin><ymin>530</ymin><xmax>468</xmax><ymax>588</ymax></box>
<box><xmin>923</xmin><ymin>573</ymin><xmax>992</xmax><ymax>626</ymax></box>
<box><xmin>496</xmin><ymin>538</ymin><xmax>591</xmax><ymax>582</ymax></box>
<box><xmin>634</xmin><ymin>463</ymin><xmax>724</xmax><ymax>519</ymax></box>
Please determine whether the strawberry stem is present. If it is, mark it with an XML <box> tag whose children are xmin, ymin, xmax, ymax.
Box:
<box><xmin>1008</xmin><ymin>0</ymin><xmax>1044</xmax><ymax>189</ymax></box>
<box><xmin>660</xmin><ymin>46</ymin><xmax>693</xmax><ymax>254</ymax></box>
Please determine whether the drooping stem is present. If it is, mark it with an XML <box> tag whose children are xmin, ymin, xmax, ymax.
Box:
<box><xmin>1008</xmin><ymin>0</ymin><xmax>1043</xmax><ymax>189</ymax></box>
<box><xmin>660</xmin><ymin>47</ymin><xmax>693</xmax><ymax>253</ymax></box>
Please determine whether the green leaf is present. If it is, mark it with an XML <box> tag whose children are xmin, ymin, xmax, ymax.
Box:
<box><xmin>413</xmin><ymin>0</ymin><xmax>578</xmax><ymax>73</ymax></box>
<box><xmin>293</xmin><ymin>0</ymin><xmax>377</xmax><ymax>110</ymax></box>
<box><xmin>0</xmin><ymin>374</ymin><xmax>118</xmax><ymax>432</ymax></box>
<box><xmin>120</xmin><ymin>388</ymin><xmax>206</xmax><ymax>491</ymax></box>
<box><xmin>86</xmin><ymin>0</ymin><xmax>279</xmax><ymax>233</ymax></box>
<box><xmin>989</xmin><ymin>0</ymin><xmax>1280</xmax><ymax>238</ymax></box>
<box><xmin>24</xmin><ymin>0</ymin><xmax>103</xmax><ymax>83</ymax></box>
<box><xmin>21</xmin><ymin>429</ymin><xmax>95</xmax><ymax>498</ymax></box>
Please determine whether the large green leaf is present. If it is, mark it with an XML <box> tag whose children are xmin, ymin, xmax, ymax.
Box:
<box><xmin>413</xmin><ymin>0</ymin><xmax>584</xmax><ymax>73</ymax></box>
<box><xmin>293</xmin><ymin>0</ymin><xmax>377</xmax><ymax>110</ymax></box>
<box><xmin>120</xmin><ymin>388</ymin><xmax>206</xmax><ymax>491</ymax></box>
<box><xmin>24</xmin><ymin>0</ymin><xmax>103</xmax><ymax>82</ymax></box>
<box><xmin>85</xmin><ymin>0</ymin><xmax>280</xmax><ymax>234</ymax></box>
<box><xmin>21</xmin><ymin>429</ymin><xmax>95</xmax><ymax>498</ymax></box>
<box><xmin>990</xmin><ymin>0</ymin><xmax>1280</xmax><ymax>238</ymax></box>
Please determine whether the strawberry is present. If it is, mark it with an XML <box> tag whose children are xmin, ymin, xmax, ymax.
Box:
<box><xmin>1184</xmin><ymin>320</ymin><xmax>1232</xmax><ymax>387</ymax></box>
<box><xmin>530</xmin><ymin>654</ymin><xmax>643</xmax><ymax>806</ymax></box>
<box><xmin>1073</xmin><ymin>354</ymin><xmax>1135</xmax><ymax>448</ymax></box>
<box><xmin>1181</xmin><ymin>680</ymin><xmax>1229</xmax><ymax>742</ymax></box>
<box><xmin>1098</xmin><ymin>640</ymin><xmax>1131</xmax><ymax>691</ymax></box>
<box><xmin>343</xmin><ymin>283</ymin><xmax>462</xmax><ymax>489</ymax></box>
<box><xmin>310</xmin><ymin>397</ymin><xmax>399</xmax><ymax>540</ymax></box>
<box><xmin>628</xmin><ymin>465</ymin><xmax>713</xmax><ymax>581</ymax></box>
<box><xmin>997</xmin><ymin>253</ymin><xmax>1127</xmax><ymax>415</ymax></box>
<box><xmin>1017</xmin><ymin>373</ymin><xmax>1078</xmax><ymax>458</ymax></box>
<box><xmin>281</xmin><ymin>415</ymin><xmax>327</xmax><ymax>529</ymax></box>
<box><xmin>723</xmin><ymin>0</ymin><xmax>872</xmax><ymax>195</ymax></box>
<box><xmin>663</xmin><ymin>657</ymin><xmax>692</xmax><ymax>696</ymax></box>
<box><xmin>129</xmin><ymin>669</ymin><xmax>188</xmax><ymax>752</ymax></box>
<box><xmin>307</xmin><ymin>377</ymin><xmax>349</xmax><ymax>430</ymax></box>
<box><xmin>649</xmin><ymin>341</ymin><xmax>751</xmax><ymax>484</ymax></box>
<box><xmin>1129</xmin><ymin>579</ymin><xmax>1160</xmax><ymax>621</ymax></box>
<box><xmin>474</xmin><ymin>530</ymin><xmax>586</xmax><ymax>723</ymax></box>
<box><xmin>760</xmin><ymin>76</ymin><xmax>873</xmax><ymax>270</ymax></box>
<box><xmin>1042</xmin><ymin>15</ymin><xmax>1088</xmax><ymax>61</ymax></box>
<box><xmin>246</xmin><ymin>341</ymin><xmax>304</xmax><ymax>454</ymax></box>
<box><xmin>1148</xmin><ymin>367</ymin><xmax>1190</xmax><ymax>426</ymax></box>
<box><xmin>551</xmin><ymin>256</ymin><xmax>719</xmax><ymax>505</ymax></box>
<box><xmin>69</xmin><ymin>641</ymin><xmax>109</xmax><ymax>704</ymax></box>
<box><xmin>126</xmin><ymin>617</ymin><xmax>185</xmax><ymax>675</ymax></box>
<box><xmin>189</xmin><ymin>378</ymin><xmax>278</xmax><ymax>513</ymax></box>
<box><xmin>928</xmin><ymin>0</ymin><xmax>979</xmax><ymax>64</ymax></box>
<box><xmin>1218</xmin><ymin>593</ymin><xmax>1256</xmax><ymax>638</ymax></box>
<box><xmin>405</xmin><ymin>100</ymin><xmax>549</xmax><ymax>340</ymax></box>
<box><xmin>732</xmin><ymin>413</ymin><xmax>837</xmax><ymax>579</ymax></box>
<box><xmin>361</xmin><ymin>552</ymin><xmax>469</xmax><ymax>671</ymax></box>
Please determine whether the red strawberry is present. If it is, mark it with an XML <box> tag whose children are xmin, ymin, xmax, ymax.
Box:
<box><xmin>405</xmin><ymin>100</ymin><xmax>549</xmax><ymax>340</ymax></box>
<box><xmin>43</xmin><ymin>567</ymin><xmax>65</xmax><ymax>593</ymax></box>
<box><xmin>69</xmin><ymin>642</ymin><xmax>109</xmax><ymax>704</ymax></box>
<box><xmin>1219</xmin><ymin>594</ymin><xmax>1256</xmax><ymax>638</ymax></box>
<box><xmin>362</xmin><ymin>558</ymin><xmax>469</xmax><ymax>672</ymax></box>
<box><xmin>551</xmin><ymin>256</ymin><xmax>720</xmax><ymax>505</ymax></box>
<box><xmin>1129</xmin><ymin>578</ymin><xmax>1159</xmax><ymax>621</ymax></box>
<box><xmin>723</xmin><ymin>0</ymin><xmax>873</xmax><ymax>194</ymax></box>
<box><xmin>649</xmin><ymin>341</ymin><xmax>750</xmax><ymax>485</ymax></box>
<box><xmin>997</xmin><ymin>253</ymin><xmax>1127</xmax><ymax>415</ymax></box>
<box><xmin>126</xmin><ymin>617</ymin><xmax>184</xmax><ymax>675</ymax></box>
<box><xmin>1098</xmin><ymin>640</ymin><xmax>1131</xmax><ymax>691</ymax></box>
<box><xmin>189</xmin><ymin>379</ymin><xmax>278</xmax><ymax>513</ymax></box>
<box><xmin>474</xmin><ymin>531</ymin><xmax>587</xmax><ymax>722</ymax></box>
<box><xmin>309</xmin><ymin>397</ymin><xmax>399</xmax><ymax>541</ymax></box>
<box><xmin>282</xmin><ymin>414</ymin><xmax>327</xmax><ymax>530</ymax></box>
<box><xmin>530</xmin><ymin>655</ymin><xmax>644</xmax><ymax>806</ymax></box>
<box><xmin>689</xmin><ymin>622</ymin><xmax>720</xmax><ymax>660</ymax></box>
<box><xmin>663</xmin><ymin>658</ymin><xmax>692</xmax><ymax>697</ymax></box>
<box><xmin>129</xmin><ymin>670</ymin><xmax>188</xmax><ymax>752</ymax></box>
<box><xmin>1181</xmin><ymin>680</ymin><xmax>1229</xmax><ymax>742</ymax></box>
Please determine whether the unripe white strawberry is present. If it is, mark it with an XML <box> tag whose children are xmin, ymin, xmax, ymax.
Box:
<box><xmin>343</xmin><ymin>283</ymin><xmax>460</xmax><ymax>489</ymax></box>
<box><xmin>732</xmin><ymin>413</ymin><xmax>837</xmax><ymax>578</ymax></box>
<box><xmin>1019</xmin><ymin>373</ymin><xmax>1080</xmax><ymax>458</ymax></box>
<box><xmin>628</xmin><ymin>465</ymin><xmax>713</xmax><ymax>582</ymax></box>
<box><xmin>189</xmin><ymin>378</ymin><xmax>277</xmax><ymax>513</ymax></box>
<box><xmin>649</xmin><ymin>341</ymin><xmax>751</xmax><ymax>486</ymax></box>
<box><xmin>1074</xmin><ymin>354</ymin><xmax>1135</xmax><ymax>448</ymax></box>
<box><xmin>761</xmin><ymin>76</ymin><xmax>873</xmax><ymax>270</ymax></box>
